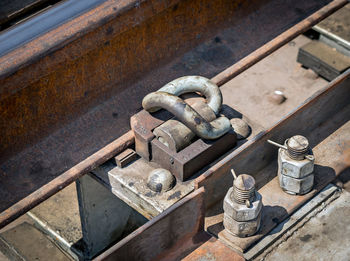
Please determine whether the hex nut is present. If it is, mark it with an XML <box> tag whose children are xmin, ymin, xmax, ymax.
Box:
<box><xmin>223</xmin><ymin>212</ymin><xmax>261</xmax><ymax>237</ymax></box>
<box><xmin>223</xmin><ymin>188</ymin><xmax>262</xmax><ymax>222</ymax></box>
<box><xmin>278</xmin><ymin>148</ymin><xmax>314</xmax><ymax>179</ymax></box>
<box><xmin>278</xmin><ymin>172</ymin><xmax>314</xmax><ymax>195</ymax></box>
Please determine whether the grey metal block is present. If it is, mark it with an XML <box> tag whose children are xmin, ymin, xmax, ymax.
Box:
<box><xmin>76</xmin><ymin>174</ymin><xmax>146</xmax><ymax>259</ymax></box>
<box><xmin>297</xmin><ymin>40</ymin><xmax>350</xmax><ymax>81</ymax></box>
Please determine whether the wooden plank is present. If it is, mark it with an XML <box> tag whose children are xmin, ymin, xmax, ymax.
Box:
<box><xmin>95</xmin><ymin>187</ymin><xmax>206</xmax><ymax>261</ymax></box>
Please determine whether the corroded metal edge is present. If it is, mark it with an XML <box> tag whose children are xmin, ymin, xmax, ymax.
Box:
<box><xmin>94</xmin><ymin>187</ymin><xmax>205</xmax><ymax>261</ymax></box>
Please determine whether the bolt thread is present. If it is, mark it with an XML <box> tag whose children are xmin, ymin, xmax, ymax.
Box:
<box><xmin>287</xmin><ymin>144</ymin><xmax>309</xmax><ymax>160</ymax></box>
<box><xmin>232</xmin><ymin>185</ymin><xmax>255</xmax><ymax>204</ymax></box>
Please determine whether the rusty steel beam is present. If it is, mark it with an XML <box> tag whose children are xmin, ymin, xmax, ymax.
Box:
<box><xmin>94</xmin><ymin>187</ymin><xmax>206</xmax><ymax>261</ymax></box>
<box><xmin>181</xmin><ymin>237</ymin><xmax>244</xmax><ymax>261</ymax></box>
<box><xmin>0</xmin><ymin>0</ymin><xmax>346</xmax><ymax>228</ymax></box>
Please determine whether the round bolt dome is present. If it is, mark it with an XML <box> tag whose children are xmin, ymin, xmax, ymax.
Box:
<box><xmin>234</xmin><ymin>174</ymin><xmax>255</xmax><ymax>191</ymax></box>
<box><xmin>230</xmin><ymin>118</ymin><xmax>251</xmax><ymax>140</ymax></box>
<box><xmin>233</xmin><ymin>174</ymin><xmax>256</xmax><ymax>205</ymax></box>
<box><xmin>147</xmin><ymin>168</ymin><xmax>175</xmax><ymax>193</ymax></box>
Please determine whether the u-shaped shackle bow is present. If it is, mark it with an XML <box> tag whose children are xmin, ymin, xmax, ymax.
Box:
<box><xmin>142</xmin><ymin>76</ymin><xmax>231</xmax><ymax>140</ymax></box>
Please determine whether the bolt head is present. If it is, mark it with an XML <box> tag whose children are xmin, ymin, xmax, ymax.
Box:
<box><xmin>223</xmin><ymin>188</ymin><xmax>262</xmax><ymax>222</ymax></box>
<box><xmin>230</xmin><ymin>118</ymin><xmax>251</xmax><ymax>140</ymax></box>
<box><xmin>147</xmin><ymin>168</ymin><xmax>175</xmax><ymax>193</ymax></box>
<box><xmin>287</xmin><ymin>135</ymin><xmax>309</xmax><ymax>151</ymax></box>
<box><xmin>268</xmin><ymin>90</ymin><xmax>286</xmax><ymax>105</ymax></box>
<box><xmin>233</xmin><ymin>174</ymin><xmax>255</xmax><ymax>191</ymax></box>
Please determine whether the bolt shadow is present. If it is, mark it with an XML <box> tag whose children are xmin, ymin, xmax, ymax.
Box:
<box><xmin>313</xmin><ymin>164</ymin><xmax>336</xmax><ymax>190</ymax></box>
<box><xmin>258</xmin><ymin>205</ymin><xmax>289</xmax><ymax>235</ymax></box>
<box><xmin>333</xmin><ymin>167</ymin><xmax>350</xmax><ymax>192</ymax></box>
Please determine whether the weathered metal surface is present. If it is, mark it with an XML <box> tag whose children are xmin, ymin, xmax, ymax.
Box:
<box><xmin>243</xmin><ymin>184</ymin><xmax>340</xmax><ymax>260</ymax></box>
<box><xmin>0</xmin><ymin>0</ymin><xmax>344</xmax><ymax>228</ymax></box>
<box><xmin>113</xmin><ymin>148</ymin><xmax>138</xmax><ymax>168</ymax></box>
<box><xmin>153</xmin><ymin>102</ymin><xmax>217</xmax><ymax>152</ymax></box>
<box><xmin>182</xmin><ymin>237</ymin><xmax>245</xmax><ymax>261</ymax></box>
<box><xmin>155</xmin><ymin>76</ymin><xmax>223</xmax><ymax>115</ymax></box>
<box><xmin>143</xmin><ymin>92</ymin><xmax>231</xmax><ymax>140</ymax></box>
<box><xmin>94</xmin><ymin>187</ymin><xmax>205</xmax><ymax>261</ymax></box>
<box><xmin>297</xmin><ymin>40</ymin><xmax>350</xmax><ymax>80</ymax></box>
<box><xmin>260</xmin><ymin>188</ymin><xmax>350</xmax><ymax>261</ymax></box>
<box><xmin>92</xmin><ymin>160</ymin><xmax>194</xmax><ymax>219</ymax></box>
<box><xmin>0</xmin><ymin>222</ymin><xmax>70</xmax><ymax>261</ymax></box>
<box><xmin>76</xmin><ymin>173</ymin><xmax>146</xmax><ymax>259</ymax></box>
<box><xmin>151</xmin><ymin>129</ymin><xmax>237</xmax><ymax>181</ymax></box>
<box><xmin>212</xmin><ymin>0</ymin><xmax>348</xmax><ymax>86</ymax></box>
<box><xmin>0</xmin><ymin>131</ymin><xmax>135</xmax><ymax>228</ymax></box>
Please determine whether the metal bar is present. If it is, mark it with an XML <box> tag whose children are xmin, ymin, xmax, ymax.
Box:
<box><xmin>314</xmin><ymin>25</ymin><xmax>350</xmax><ymax>50</ymax></box>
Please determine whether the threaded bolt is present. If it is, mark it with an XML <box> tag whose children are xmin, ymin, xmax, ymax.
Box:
<box><xmin>267</xmin><ymin>135</ymin><xmax>311</xmax><ymax>161</ymax></box>
<box><xmin>231</xmin><ymin>170</ymin><xmax>256</xmax><ymax>207</ymax></box>
<box><xmin>286</xmin><ymin>135</ymin><xmax>309</xmax><ymax>160</ymax></box>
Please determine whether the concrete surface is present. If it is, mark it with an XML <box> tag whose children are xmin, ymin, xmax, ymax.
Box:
<box><xmin>260</xmin><ymin>189</ymin><xmax>350</xmax><ymax>261</ymax></box>
<box><xmin>29</xmin><ymin>183</ymin><xmax>82</xmax><ymax>244</ymax></box>
<box><xmin>244</xmin><ymin>184</ymin><xmax>340</xmax><ymax>260</ymax></box>
<box><xmin>0</xmin><ymin>210</ymin><xmax>35</xmax><ymax>261</ymax></box>
<box><xmin>0</xmin><ymin>184</ymin><xmax>82</xmax><ymax>260</ymax></box>
<box><xmin>0</xmin><ymin>222</ymin><xmax>71</xmax><ymax>261</ymax></box>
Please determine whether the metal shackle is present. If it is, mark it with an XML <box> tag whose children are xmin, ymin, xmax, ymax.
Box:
<box><xmin>142</xmin><ymin>76</ymin><xmax>231</xmax><ymax>140</ymax></box>
<box><xmin>158</xmin><ymin>76</ymin><xmax>222</xmax><ymax>115</ymax></box>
